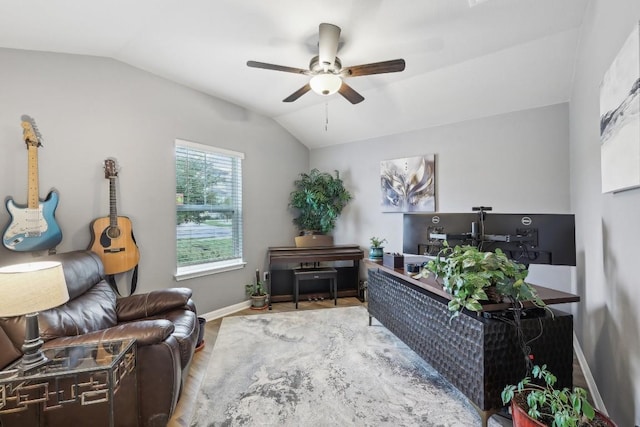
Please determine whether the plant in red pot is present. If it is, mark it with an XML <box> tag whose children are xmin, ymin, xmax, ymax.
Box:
<box><xmin>501</xmin><ymin>364</ymin><xmax>617</xmax><ymax>427</ymax></box>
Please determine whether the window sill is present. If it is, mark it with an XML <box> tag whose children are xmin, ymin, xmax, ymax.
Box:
<box><xmin>174</xmin><ymin>260</ymin><xmax>247</xmax><ymax>281</ymax></box>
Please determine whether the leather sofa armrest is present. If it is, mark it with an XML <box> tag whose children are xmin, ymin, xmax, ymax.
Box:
<box><xmin>43</xmin><ymin>319</ymin><xmax>175</xmax><ymax>348</ymax></box>
<box><xmin>116</xmin><ymin>288</ymin><xmax>194</xmax><ymax>322</ymax></box>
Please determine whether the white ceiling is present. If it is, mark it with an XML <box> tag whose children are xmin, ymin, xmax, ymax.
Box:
<box><xmin>0</xmin><ymin>0</ymin><xmax>588</xmax><ymax>149</ymax></box>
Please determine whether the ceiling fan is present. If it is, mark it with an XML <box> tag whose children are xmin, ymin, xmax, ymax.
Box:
<box><xmin>247</xmin><ymin>23</ymin><xmax>405</xmax><ymax>104</ymax></box>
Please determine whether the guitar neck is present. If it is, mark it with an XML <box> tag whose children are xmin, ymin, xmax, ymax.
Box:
<box><xmin>27</xmin><ymin>145</ymin><xmax>40</xmax><ymax>209</ymax></box>
<box><xmin>109</xmin><ymin>177</ymin><xmax>118</xmax><ymax>228</ymax></box>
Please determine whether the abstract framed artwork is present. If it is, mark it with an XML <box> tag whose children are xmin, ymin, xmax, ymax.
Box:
<box><xmin>380</xmin><ymin>155</ymin><xmax>435</xmax><ymax>212</ymax></box>
<box><xmin>600</xmin><ymin>21</ymin><xmax>640</xmax><ymax>194</ymax></box>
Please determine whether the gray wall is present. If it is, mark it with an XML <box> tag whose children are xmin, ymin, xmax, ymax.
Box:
<box><xmin>310</xmin><ymin>103</ymin><xmax>574</xmax><ymax>295</ymax></box>
<box><xmin>0</xmin><ymin>48</ymin><xmax>306</xmax><ymax>313</ymax></box>
<box><xmin>570</xmin><ymin>1</ymin><xmax>640</xmax><ymax>425</ymax></box>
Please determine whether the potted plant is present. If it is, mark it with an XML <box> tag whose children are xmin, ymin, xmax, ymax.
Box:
<box><xmin>245</xmin><ymin>269</ymin><xmax>268</xmax><ymax>310</ymax></box>
<box><xmin>501</xmin><ymin>364</ymin><xmax>617</xmax><ymax>427</ymax></box>
<box><xmin>369</xmin><ymin>236</ymin><xmax>387</xmax><ymax>260</ymax></box>
<box><xmin>289</xmin><ymin>168</ymin><xmax>352</xmax><ymax>247</ymax></box>
<box><xmin>416</xmin><ymin>243</ymin><xmax>546</xmax><ymax>319</ymax></box>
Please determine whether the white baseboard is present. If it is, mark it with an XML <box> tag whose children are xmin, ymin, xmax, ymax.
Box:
<box><xmin>200</xmin><ymin>300</ymin><xmax>252</xmax><ymax>321</ymax></box>
<box><xmin>573</xmin><ymin>331</ymin><xmax>608</xmax><ymax>414</ymax></box>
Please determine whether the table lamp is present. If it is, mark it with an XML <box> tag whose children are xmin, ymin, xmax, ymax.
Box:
<box><xmin>0</xmin><ymin>261</ymin><xmax>69</xmax><ymax>371</ymax></box>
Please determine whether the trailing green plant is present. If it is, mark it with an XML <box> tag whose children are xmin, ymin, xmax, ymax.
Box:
<box><xmin>369</xmin><ymin>236</ymin><xmax>387</xmax><ymax>248</ymax></box>
<box><xmin>501</xmin><ymin>364</ymin><xmax>598</xmax><ymax>427</ymax></box>
<box><xmin>418</xmin><ymin>242</ymin><xmax>546</xmax><ymax>318</ymax></box>
<box><xmin>289</xmin><ymin>169</ymin><xmax>352</xmax><ymax>234</ymax></box>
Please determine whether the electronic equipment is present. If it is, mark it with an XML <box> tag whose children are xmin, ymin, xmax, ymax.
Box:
<box><xmin>403</xmin><ymin>208</ymin><xmax>576</xmax><ymax>266</ymax></box>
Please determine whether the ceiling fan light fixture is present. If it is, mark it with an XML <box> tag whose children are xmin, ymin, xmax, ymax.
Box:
<box><xmin>247</xmin><ymin>23</ymin><xmax>405</xmax><ymax>104</ymax></box>
<box><xmin>309</xmin><ymin>73</ymin><xmax>342</xmax><ymax>96</ymax></box>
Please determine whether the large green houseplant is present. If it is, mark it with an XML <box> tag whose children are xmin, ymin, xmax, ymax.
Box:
<box><xmin>417</xmin><ymin>243</ymin><xmax>546</xmax><ymax>318</ymax></box>
<box><xmin>501</xmin><ymin>364</ymin><xmax>616</xmax><ymax>427</ymax></box>
<box><xmin>289</xmin><ymin>168</ymin><xmax>352</xmax><ymax>235</ymax></box>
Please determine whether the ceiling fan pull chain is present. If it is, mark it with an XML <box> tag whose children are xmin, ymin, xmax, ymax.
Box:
<box><xmin>325</xmin><ymin>101</ymin><xmax>329</xmax><ymax>131</ymax></box>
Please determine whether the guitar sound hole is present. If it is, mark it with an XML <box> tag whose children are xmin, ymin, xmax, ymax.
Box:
<box><xmin>107</xmin><ymin>227</ymin><xmax>121</xmax><ymax>239</ymax></box>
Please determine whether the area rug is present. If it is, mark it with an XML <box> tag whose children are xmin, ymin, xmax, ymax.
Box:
<box><xmin>190</xmin><ymin>306</ymin><xmax>505</xmax><ymax>426</ymax></box>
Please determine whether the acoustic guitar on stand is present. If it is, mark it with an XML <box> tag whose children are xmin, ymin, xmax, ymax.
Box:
<box><xmin>2</xmin><ymin>115</ymin><xmax>63</xmax><ymax>252</ymax></box>
<box><xmin>88</xmin><ymin>158</ymin><xmax>140</xmax><ymax>275</ymax></box>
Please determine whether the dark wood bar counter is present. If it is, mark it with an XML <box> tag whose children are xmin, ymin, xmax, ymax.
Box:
<box><xmin>364</xmin><ymin>259</ymin><xmax>580</xmax><ymax>311</ymax></box>
<box><xmin>364</xmin><ymin>259</ymin><xmax>580</xmax><ymax>426</ymax></box>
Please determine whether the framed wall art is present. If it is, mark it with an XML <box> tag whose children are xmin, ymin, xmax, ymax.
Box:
<box><xmin>380</xmin><ymin>155</ymin><xmax>435</xmax><ymax>212</ymax></box>
<box><xmin>600</xmin><ymin>21</ymin><xmax>640</xmax><ymax>194</ymax></box>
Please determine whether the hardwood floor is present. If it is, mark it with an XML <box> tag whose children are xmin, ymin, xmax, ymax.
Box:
<box><xmin>168</xmin><ymin>298</ymin><xmax>590</xmax><ymax>427</ymax></box>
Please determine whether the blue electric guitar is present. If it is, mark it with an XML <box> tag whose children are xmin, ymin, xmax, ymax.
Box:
<box><xmin>2</xmin><ymin>116</ymin><xmax>63</xmax><ymax>252</ymax></box>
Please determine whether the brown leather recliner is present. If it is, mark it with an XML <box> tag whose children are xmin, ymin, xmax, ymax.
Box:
<box><xmin>0</xmin><ymin>250</ymin><xmax>200</xmax><ymax>427</ymax></box>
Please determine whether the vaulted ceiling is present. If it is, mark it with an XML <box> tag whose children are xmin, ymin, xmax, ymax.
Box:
<box><xmin>0</xmin><ymin>0</ymin><xmax>588</xmax><ymax>148</ymax></box>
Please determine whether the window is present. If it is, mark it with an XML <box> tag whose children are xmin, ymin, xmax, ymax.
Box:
<box><xmin>175</xmin><ymin>139</ymin><xmax>244</xmax><ymax>279</ymax></box>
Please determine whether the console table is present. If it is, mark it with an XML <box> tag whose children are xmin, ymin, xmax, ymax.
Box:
<box><xmin>0</xmin><ymin>339</ymin><xmax>137</xmax><ymax>427</ymax></box>
<box><xmin>268</xmin><ymin>245</ymin><xmax>364</xmax><ymax>303</ymax></box>
<box><xmin>365</xmin><ymin>262</ymin><xmax>579</xmax><ymax>426</ymax></box>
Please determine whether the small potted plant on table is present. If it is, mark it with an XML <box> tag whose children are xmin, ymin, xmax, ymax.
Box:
<box><xmin>368</xmin><ymin>236</ymin><xmax>387</xmax><ymax>260</ymax></box>
<box><xmin>501</xmin><ymin>364</ymin><xmax>617</xmax><ymax>426</ymax></box>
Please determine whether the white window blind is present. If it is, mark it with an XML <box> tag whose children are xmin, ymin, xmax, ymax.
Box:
<box><xmin>175</xmin><ymin>139</ymin><xmax>244</xmax><ymax>277</ymax></box>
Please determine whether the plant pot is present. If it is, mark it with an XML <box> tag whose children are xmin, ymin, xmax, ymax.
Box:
<box><xmin>250</xmin><ymin>294</ymin><xmax>268</xmax><ymax>310</ymax></box>
<box><xmin>511</xmin><ymin>399</ymin><xmax>617</xmax><ymax>427</ymax></box>
<box><xmin>485</xmin><ymin>285</ymin><xmax>503</xmax><ymax>303</ymax></box>
<box><xmin>369</xmin><ymin>247</ymin><xmax>384</xmax><ymax>260</ymax></box>
<box><xmin>294</xmin><ymin>234</ymin><xmax>334</xmax><ymax>248</ymax></box>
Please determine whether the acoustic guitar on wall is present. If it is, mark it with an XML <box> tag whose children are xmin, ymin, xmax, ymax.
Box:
<box><xmin>2</xmin><ymin>115</ymin><xmax>63</xmax><ymax>252</ymax></box>
<box><xmin>88</xmin><ymin>158</ymin><xmax>140</xmax><ymax>275</ymax></box>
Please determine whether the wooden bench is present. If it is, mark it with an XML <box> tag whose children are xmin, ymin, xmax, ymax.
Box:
<box><xmin>293</xmin><ymin>267</ymin><xmax>338</xmax><ymax>309</ymax></box>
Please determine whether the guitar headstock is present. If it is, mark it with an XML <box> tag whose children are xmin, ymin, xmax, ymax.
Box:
<box><xmin>20</xmin><ymin>115</ymin><xmax>42</xmax><ymax>148</ymax></box>
<box><xmin>104</xmin><ymin>158</ymin><xmax>119</xmax><ymax>179</ymax></box>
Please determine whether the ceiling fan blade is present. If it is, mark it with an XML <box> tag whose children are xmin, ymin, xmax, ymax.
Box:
<box><xmin>247</xmin><ymin>60</ymin><xmax>309</xmax><ymax>75</ymax></box>
<box><xmin>283</xmin><ymin>84</ymin><xmax>312</xmax><ymax>102</ymax></box>
<box><xmin>338</xmin><ymin>81</ymin><xmax>364</xmax><ymax>104</ymax></box>
<box><xmin>341</xmin><ymin>59</ymin><xmax>406</xmax><ymax>77</ymax></box>
<box><xmin>318</xmin><ymin>23</ymin><xmax>341</xmax><ymax>69</ymax></box>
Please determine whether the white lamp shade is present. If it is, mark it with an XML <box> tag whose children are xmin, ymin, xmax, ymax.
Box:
<box><xmin>0</xmin><ymin>261</ymin><xmax>69</xmax><ymax>317</ymax></box>
<box><xmin>309</xmin><ymin>73</ymin><xmax>342</xmax><ymax>96</ymax></box>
